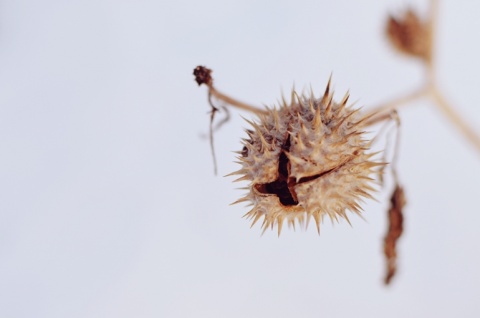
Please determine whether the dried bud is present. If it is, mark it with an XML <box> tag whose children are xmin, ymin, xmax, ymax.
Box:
<box><xmin>386</xmin><ymin>9</ymin><xmax>432</xmax><ymax>62</ymax></box>
<box><xmin>229</xmin><ymin>81</ymin><xmax>383</xmax><ymax>235</ymax></box>
<box><xmin>193</xmin><ymin>65</ymin><xmax>213</xmax><ymax>86</ymax></box>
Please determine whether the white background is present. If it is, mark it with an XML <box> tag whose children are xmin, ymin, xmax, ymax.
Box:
<box><xmin>1</xmin><ymin>0</ymin><xmax>479</xmax><ymax>317</ymax></box>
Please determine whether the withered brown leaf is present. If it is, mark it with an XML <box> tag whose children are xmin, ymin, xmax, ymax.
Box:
<box><xmin>383</xmin><ymin>184</ymin><xmax>406</xmax><ymax>285</ymax></box>
<box><xmin>386</xmin><ymin>9</ymin><xmax>432</xmax><ymax>62</ymax></box>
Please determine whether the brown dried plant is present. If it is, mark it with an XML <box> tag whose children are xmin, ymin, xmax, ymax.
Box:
<box><xmin>367</xmin><ymin>0</ymin><xmax>480</xmax><ymax>152</ymax></box>
<box><xmin>387</xmin><ymin>9</ymin><xmax>432</xmax><ymax>62</ymax></box>
<box><xmin>193</xmin><ymin>0</ymin><xmax>479</xmax><ymax>285</ymax></box>
<box><xmin>374</xmin><ymin>0</ymin><xmax>480</xmax><ymax>284</ymax></box>
<box><xmin>384</xmin><ymin>184</ymin><xmax>406</xmax><ymax>285</ymax></box>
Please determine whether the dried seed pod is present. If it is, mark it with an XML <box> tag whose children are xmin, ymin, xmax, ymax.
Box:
<box><xmin>386</xmin><ymin>9</ymin><xmax>432</xmax><ymax>62</ymax></box>
<box><xmin>230</xmin><ymin>81</ymin><xmax>383</xmax><ymax>235</ymax></box>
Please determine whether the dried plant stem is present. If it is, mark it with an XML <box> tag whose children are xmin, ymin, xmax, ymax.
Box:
<box><xmin>426</xmin><ymin>0</ymin><xmax>438</xmax><ymax>84</ymax></box>
<box><xmin>364</xmin><ymin>84</ymin><xmax>480</xmax><ymax>153</ymax></box>
<box><xmin>429</xmin><ymin>87</ymin><xmax>480</xmax><ymax>152</ymax></box>
<box><xmin>208</xmin><ymin>84</ymin><xmax>268</xmax><ymax>116</ymax></box>
<box><xmin>193</xmin><ymin>65</ymin><xmax>267</xmax><ymax>116</ymax></box>
<box><xmin>207</xmin><ymin>92</ymin><xmax>219</xmax><ymax>175</ymax></box>
<box><xmin>429</xmin><ymin>0</ymin><xmax>439</xmax><ymax>49</ymax></box>
<box><xmin>363</xmin><ymin>87</ymin><xmax>428</xmax><ymax>126</ymax></box>
<box><xmin>366</xmin><ymin>0</ymin><xmax>480</xmax><ymax>153</ymax></box>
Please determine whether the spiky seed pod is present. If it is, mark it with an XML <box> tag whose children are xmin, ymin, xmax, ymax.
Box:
<box><xmin>229</xmin><ymin>80</ymin><xmax>382</xmax><ymax>235</ymax></box>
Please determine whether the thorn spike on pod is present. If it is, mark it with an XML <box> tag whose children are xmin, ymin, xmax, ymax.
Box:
<box><xmin>312</xmin><ymin>102</ymin><xmax>323</xmax><ymax>130</ymax></box>
<box><xmin>345</xmin><ymin>131</ymin><xmax>364</xmax><ymax>139</ymax></box>
<box><xmin>296</xmin><ymin>131</ymin><xmax>306</xmax><ymax>150</ymax></box>
<box><xmin>261</xmin><ymin>224</ymin><xmax>269</xmax><ymax>236</ymax></box>
<box><xmin>273</xmin><ymin>107</ymin><xmax>280</xmax><ymax>130</ymax></box>
<box><xmin>352</xmin><ymin>207</ymin><xmax>366</xmax><ymax>221</ymax></box>
<box><xmin>328</xmin><ymin>212</ymin><xmax>338</xmax><ymax>225</ymax></box>
<box><xmin>308</xmin><ymin>85</ymin><xmax>315</xmax><ymax>113</ymax></box>
<box><xmin>363</xmin><ymin>161</ymin><xmax>387</xmax><ymax>168</ymax></box>
<box><xmin>322</xmin><ymin>74</ymin><xmax>332</xmax><ymax>105</ymax></box>
<box><xmin>290</xmin><ymin>88</ymin><xmax>296</xmax><ymax>106</ymax></box>
<box><xmin>293</xmin><ymin>91</ymin><xmax>302</xmax><ymax>106</ymax></box>
<box><xmin>305</xmin><ymin>213</ymin><xmax>313</xmax><ymax>230</ymax></box>
<box><xmin>284</xmin><ymin>151</ymin><xmax>305</xmax><ymax>166</ymax></box>
<box><xmin>313</xmin><ymin>213</ymin><xmax>321</xmax><ymax>235</ymax></box>
<box><xmin>324</xmin><ymin>93</ymin><xmax>334</xmax><ymax>121</ymax></box>
<box><xmin>250</xmin><ymin>212</ymin><xmax>263</xmax><ymax>228</ymax></box>
<box><xmin>296</xmin><ymin>112</ymin><xmax>304</xmax><ymax>124</ymax></box>
<box><xmin>289</xmin><ymin>219</ymin><xmax>296</xmax><ymax>231</ymax></box>
<box><xmin>235</xmin><ymin>158</ymin><xmax>247</xmax><ymax>164</ymax></box>
<box><xmin>281</xmin><ymin>94</ymin><xmax>288</xmax><ymax>108</ymax></box>
<box><xmin>301</xmin><ymin>121</ymin><xmax>309</xmax><ymax>137</ymax></box>
<box><xmin>349</xmin><ymin>201</ymin><xmax>363</xmax><ymax>213</ymax></box>
<box><xmin>358</xmin><ymin>175</ymin><xmax>375</xmax><ymax>182</ymax></box>
<box><xmin>341</xmin><ymin>211</ymin><xmax>353</xmax><ymax>227</ymax></box>
<box><xmin>242</xmin><ymin>209</ymin><xmax>254</xmax><ymax>219</ymax></box>
<box><xmin>230</xmin><ymin>196</ymin><xmax>250</xmax><ymax>205</ymax></box>
<box><xmin>224</xmin><ymin>169</ymin><xmax>246</xmax><ymax>177</ymax></box>
<box><xmin>362</xmin><ymin>184</ymin><xmax>377</xmax><ymax>194</ymax></box>
<box><xmin>277</xmin><ymin>215</ymin><xmax>284</xmax><ymax>236</ymax></box>
<box><xmin>356</xmin><ymin>189</ymin><xmax>375</xmax><ymax>200</ymax></box>
<box><xmin>308</xmin><ymin>97</ymin><xmax>315</xmax><ymax>113</ymax></box>
<box><xmin>249</xmin><ymin>122</ymin><xmax>269</xmax><ymax>150</ymax></box>
<box><xmin>354</xmin><ymin>110</ymin><xmax>378</xmax><ymax>128</ymax></box>
<box><xmin>233</xmin><ymin>175</ymin><xmax>250</xmax><ymax>183</ymax></box>
<box><xmin>261</xmin><ymin>215</ymin><xmax>269</xmax><ymax>228</ymax></box>
<box><xmin>298</xmin><ymin>214</ymin><xmax>305</xmax><ymax>228</ymax></box>
<box><xmin>240</xmin><ymin>115</ymin><xmax>253</xmax><ymax>125</ymax></box>
<box><xmin>332</xmin><ymin>108</ymin><xmax>361</xmax><ymax>132</ymax></box>
<box><xmin>259</xmin><ymin>134</ymin><xmax>269</xmax><ymax>150</ymax></box>
<box><xmin>250</xmin><ymin>121</ymin><xmax>262</xmax><ymax>134</ymax></box>
<box><xmin>340</xmin><ymin>90</ymin><xmax>350</xmax><ymax>106</ymax></box>
<box><xmin>243</xmin><ymin>118</ymin><xmax>260</xmax><ymax>131</ymax></box>
<box><xmin>336</xmin><ymin>98</ymin><xmax>348</xmax><ymax>118</ymax></box>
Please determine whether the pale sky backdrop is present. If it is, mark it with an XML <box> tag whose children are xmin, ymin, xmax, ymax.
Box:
<box><xmin>1</xmin><ymin>0</ymin><xmax>479</xmax><ymax>317</ymax></box>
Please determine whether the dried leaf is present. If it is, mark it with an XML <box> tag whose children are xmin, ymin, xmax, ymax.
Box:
<box><xmin>383</xmin><ymin>184</ymin><xmax>406</xmax><ymax>285</ymax></box>
<box><xmin>386</xmin><ymin>9</ymin><xmax>432</xmax><ymax>62</ymax></box>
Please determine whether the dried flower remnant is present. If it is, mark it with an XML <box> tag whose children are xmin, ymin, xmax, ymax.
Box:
<box><xmin>193</xmin><ymin>65</ymin><xmax>213</xmax><ymax>86</ymax></box>
<box><xmin>383</xmin><ymin>184</ymin><xmax>406</xmax><ymax>285</ymax></box>
<box><xmin>387</xmin><ymin>9</ymin><xmax>432</xmax><ymax>62</ymax></box>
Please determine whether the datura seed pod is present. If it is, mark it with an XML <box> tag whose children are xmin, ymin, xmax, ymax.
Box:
<box><xmin>229</xmin><ymin>80</ymin><xmax>382</xmax><ymax>235</ymax></box>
